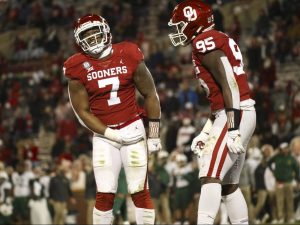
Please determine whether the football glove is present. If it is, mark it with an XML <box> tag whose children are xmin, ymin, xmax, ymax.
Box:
<box><xmin>191</xmin><ymin>118</ymin><xmax>212</xmax><ymax>157</ymax></box>
<box><xmin>191</xmin><ymin>131</ymin><xmax>209</xmax><ymax>157</ymax></box>
<box><xmin>227</xmin><ymin>130</ymin><xmax>245</xmax><ymax>154</ymax></box>
<box><xmin>147</xmin><ymin>138</ymin><xmax>162</xmax><ymax>153</ymax></box>
<box><xmin>104</xmin><ymin>127</ymin><xmax>144</xmax><ymax>145</ymax></box>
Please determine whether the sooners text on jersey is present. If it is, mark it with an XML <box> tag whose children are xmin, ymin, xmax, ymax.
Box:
<box><xmin>192</xmin><ymin>30</ymin><xmax>251</xmax><ymax>111</ymax></box>
<box><xmin>63</xmin><ymin>42</ymin><xmax>143</xmax><ymax>125</ymax></box>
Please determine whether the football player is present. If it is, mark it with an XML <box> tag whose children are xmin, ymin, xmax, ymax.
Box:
<box><xmin>168</xmin><ymin>1</ymin><xmax>256</xmax><ymax>225</ymax></box>
<box><xmin>63</xmin><ymin>14</ymin><xmax>161</xmax><ymax>225</ymax></box>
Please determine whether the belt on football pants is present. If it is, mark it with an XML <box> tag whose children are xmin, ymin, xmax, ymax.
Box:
<box><xmin>108</xmin><ymin>115</ymin><xmax>141</xmax><ymax>130</ymax></box>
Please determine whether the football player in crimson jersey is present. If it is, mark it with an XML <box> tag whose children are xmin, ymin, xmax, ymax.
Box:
<box><xmin>169</xmin><ymin>1</ymin><xmax>256</xmax><ymax>225</ymax></box>
<box><xmin>63</xmin><ymin>14</ymin><xmax>161</xmax><ymax>225</ymax></box>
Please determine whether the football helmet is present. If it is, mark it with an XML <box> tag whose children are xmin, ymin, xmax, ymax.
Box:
<box><xmin>74</xmin><ymin>14</ymin><xmax>112</xmax><ymax>55</ymax></box>
<box><xmin>168</xmin><ymin>0</ymin><xmax>214</xmax><ymax>46</ymax></box>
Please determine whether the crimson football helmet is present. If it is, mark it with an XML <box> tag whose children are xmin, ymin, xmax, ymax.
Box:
<box><xmin>74</xmin><ymin>14</ymin><xmax>112</xmax><ymax>55</ymax></box>
<box><xmin>168</xmin><ymin>0</ymin><xmax>214</xmax><ymax>46</ymax></box>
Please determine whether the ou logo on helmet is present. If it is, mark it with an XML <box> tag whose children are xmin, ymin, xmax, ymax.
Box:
<box><xmin>183</xmin><ymin>6</ymin><xmax>197</xmax><ymax>21</ymax></box>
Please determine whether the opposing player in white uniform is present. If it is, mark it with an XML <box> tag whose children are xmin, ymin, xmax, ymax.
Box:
<box><xmin>168</xmin><ymin>1</ymin><xmax>256</xmax><ymax>224</ymax></box>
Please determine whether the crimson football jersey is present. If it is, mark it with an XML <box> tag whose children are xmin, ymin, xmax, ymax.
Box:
<box><xmin>192</xmin><ymin>30</ymin><xmax>251</xmax><ymax>111</ymax></box>
<box><xmin>63</xmin><ymin>42</ymin><xmax>143</xmax><ymax>125</ymax></box>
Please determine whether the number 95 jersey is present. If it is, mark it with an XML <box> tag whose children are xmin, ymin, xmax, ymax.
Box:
<box><xmin>63</xmin><ymin>42</ymin><xmax>143</xmax><ymax>126</ymax></box>
<box><xmin>192</xmin><ymin>30</ymin><xmax>251</xmax><ymax>111</ymax></box>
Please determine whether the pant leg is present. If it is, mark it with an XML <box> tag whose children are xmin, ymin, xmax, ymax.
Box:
<box><xmin>93</xmin><ymin>135</ymin><xmax>122</xmax><ymax>193</ymax></box>
<box><xmin>152</xmin><ymin>199</ymin><xmax>162</xmax><ymax>223</ymax></box>
<box><xmin>223</xmin><ymin>110</ymin><xmax>256</xmax><ymax>185</ymax></box>
<box><xmin>198</xmin><ymin>111</ymin><xmax>231</xmax><ymax>180</ymax></box>
<box><xmin>53</xmin><ymin>201</ymin><xmax>67</xmax><ymax>225</ymax></box>
<box><xmin>161</xmin><ymin>192</ymin><xmax>172</xmax><ymax>224</ymax></box>
<box><xmin>72</xmin><ymin>190</ymin><xmax>85</xmax><ymax>224</ymax></box>
<box><xmin>120</xmin><ymin>120</ymin><xmax>148</xmax><ymax>194</ymax></box>
<box><xmin>275</xmin><ymin>183</ymin><xmax>285</xmax><ymax>221</ymax></box>
<box><xmin>120</xmin><ymin>120</ymin><xmax>155</xmax><ymax>225</ymax></box>
<box><xmin>240</xmin><ymin>186</ymin><xmax>254</xmax><ymax>223</ymax></box>
<box><xmin>284</xmin><ymin>182</ymin><xmax>294</xmax><ymax>222</ymax></box>
<box><xmin>253</xmin><ymin>190</ymin><xmax>268</xmax><ymax>218</ymax></box>
<box><xmin>86</xmin><ymin>199</ymin><xmax>95</xmax><ymax>225</ymax></box>
<box><xmin>52</xmin><ymin>201</ymin><xmax>59</xmax><ymax>225</ymax></box>
<box><xmin>59</xmin><ymin>202</ymin><xmax>67</xmax><ymax>225</ymax></box>
<box><xmin>267</xmin><ymin>191</ymin><xmax>278</xmax><ymax>221</ymax></box>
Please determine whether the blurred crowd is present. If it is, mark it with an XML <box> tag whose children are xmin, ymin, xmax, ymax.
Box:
<box><xmin>0</xmin><ymin>0</ymin><xmax>300</xmax><ymax>224</ymax></box>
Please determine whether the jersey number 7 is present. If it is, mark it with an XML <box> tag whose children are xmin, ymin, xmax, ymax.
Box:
<box><xmin>98</xmin><ymin>77</ymin><xmax>121</xmax><ymax>106</ymax></box>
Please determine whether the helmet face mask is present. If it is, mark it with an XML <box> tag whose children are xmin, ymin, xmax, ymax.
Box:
<box><xmin>168</xmin><ymin>21</ymin><xmax>189</xmax><ymax>46</ymax></box>
<box><xmin>74</xmin><ymin>15</ymin><xmax>112</xmax><ymax>55</ymax></box>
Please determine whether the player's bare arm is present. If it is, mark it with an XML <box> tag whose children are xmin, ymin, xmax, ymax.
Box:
<box><xmin>201</xmin><ymin>50</ymin><xmax>239</xmax><ymax>111</ymax></box>
<box><xmin>68</xmin><ymin>79</ymin><xmax>143</xmax><ymax>145</ymax></box>
<box><xmin>202</xmin><ymin>49</ymin><xmax>244</xmax><ymax>154</ymax></box>
<box><xmin>133</xmin><ymin>61</ymin><xmax>162</xmax><ymax>152</ymax></box>
<box><xmin>133</xmin><ymin>61</ymin><xmax>161</xmax><ymax>121</ymax></box>
<box><xmin>201</xmin><ymin>50</ymin><xmax>241</xmax><ymax>131</ymax></box>
<box><xmin>68</xmin><ymin>79</ymin><xmax>107</xmax><ymax>135</ymax></box>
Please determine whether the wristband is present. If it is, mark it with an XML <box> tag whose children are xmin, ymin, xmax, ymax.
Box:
<box><xmin>148</xmin><ymin>119</ymin><xmax>160</xmax><ymax>138</ymax></box>
<box><xmin>225</xmin><ymin>108</ymin><xmax>240</xmax><ymax>131</ymax></box>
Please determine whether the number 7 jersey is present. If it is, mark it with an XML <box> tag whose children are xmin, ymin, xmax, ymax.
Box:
<box><xmin>63</xmin><ymin>42</ymin><xmax>143</xmax><ymax>125</ymax></box>
<box><xmin>192</xmin><ymin>30</ymin><xmax>251</xmax><ymax>111</ymax></box>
